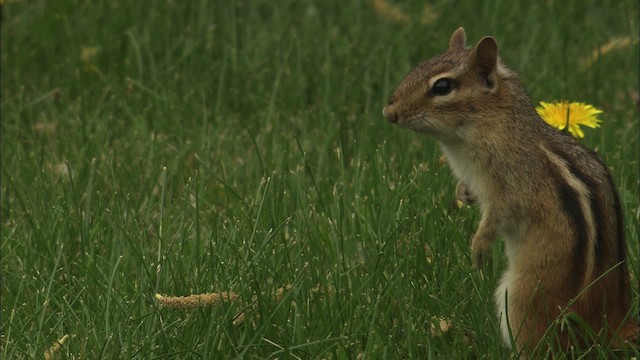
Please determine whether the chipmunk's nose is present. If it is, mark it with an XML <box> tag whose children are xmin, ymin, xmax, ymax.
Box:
<box><xmin>382</xmin><ymin>102</ymin><xmax>398</xmax><ymax>123</ymax></box>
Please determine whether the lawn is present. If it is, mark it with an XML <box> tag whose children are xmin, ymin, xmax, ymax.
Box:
<box><xmin>1</xmin><ymin>0</ymin><xmax>638</xmax><ymax>358</ymax></box>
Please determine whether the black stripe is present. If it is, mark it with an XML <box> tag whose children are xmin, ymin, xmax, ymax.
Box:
<box><xmin>548</xmin><ymin>142</ymin><xmax>628</xmax><ymax>302</ymax></box>
<box><xmin>547</xmin><ymin>144</ymin><xmax>605</xmax><ymax>267</ymax></box>
<box><xmin>547</xmin><ymin>161</ymin><xmax>588</xmax><ymax>292</ymax></box>
<box><xmin>559</xmin><ymin>181</ymin><xmax>588</xmax><ymax>284</ymax></box>
<box><xmin>571</xmin><ymin>148</ymin><xmax>626</xmax><ymax>276</ymax></box>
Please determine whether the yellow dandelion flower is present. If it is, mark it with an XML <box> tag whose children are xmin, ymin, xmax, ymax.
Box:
<box><xmin>536</xmin><ymin>101</ymin><xmax>603</xmax><ymax>138</ymax></box>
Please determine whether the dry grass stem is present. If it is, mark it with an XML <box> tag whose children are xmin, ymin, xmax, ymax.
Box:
<box><xmin>44</xmin><ymin>334</ymin><xmax>71</xmax><ymax>360</ymax></box>
<box><xmin>580</xmin><ymin>36</ymin><xmax>638</xmax><ymax>70</ymax></box>
<box><xmin>155</xmin><ymin>292</ymin><xmax>239</xmax><ymax>309</ymax></box>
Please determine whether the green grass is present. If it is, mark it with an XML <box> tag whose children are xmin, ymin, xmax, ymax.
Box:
<box><xmin>1</xmin><ymin>0</ymin><xmax>638</xmax><ymax>358</ymax></box>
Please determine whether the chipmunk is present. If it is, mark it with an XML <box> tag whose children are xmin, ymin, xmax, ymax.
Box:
<box><xmin>382</xmin><ymin>27</ymin><xmax>638</xmax><ymax>354</ymax></box>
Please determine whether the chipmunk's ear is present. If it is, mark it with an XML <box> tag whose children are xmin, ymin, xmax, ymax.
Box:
<box><xmin>448</xmin><ymin>27</ymin><xmax>466</xmax><ymax>51</ymax></box>
<box><xmin>472</xmin><ymin>36</ymin><xmax>498</xmax><ymax>87</ymax></box>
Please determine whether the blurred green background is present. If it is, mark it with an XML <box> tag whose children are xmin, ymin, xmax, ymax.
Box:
<box><xmin>1</xmin><ymin>0</ymin><xmax>638</xmax><ymax>358</ymax></box>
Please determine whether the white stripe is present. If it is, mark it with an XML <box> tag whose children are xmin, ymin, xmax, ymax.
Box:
<box><xmin>539</xmin><ymin>144</ymin><xmax>596</xmax><ymax>288</ymax></box>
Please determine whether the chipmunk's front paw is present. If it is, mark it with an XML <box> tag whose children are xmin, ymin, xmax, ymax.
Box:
<box><xmin>471</xmin><ymin>241</ymin><xmax>491</xmax><ymax>270</ymax></box>
<box><xmin>455</xmin><ymin>181</ymin><xmax>477</xmax><ymax>207</ymax></box>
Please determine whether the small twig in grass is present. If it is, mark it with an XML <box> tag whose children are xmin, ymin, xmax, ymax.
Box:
<box><xmin>155</xmin><ymin>284</ymin><xmax>296</xmax><ymax>326</ymax></box>
<box><xmin>154</xmin><ymin>292</ymin><xmax>239</xmax><ymax>309</ymax></box>
<box><xmin>44</xmin><ymin>334</ymin><xmax>71</xmax><ymax>360</ymax></box>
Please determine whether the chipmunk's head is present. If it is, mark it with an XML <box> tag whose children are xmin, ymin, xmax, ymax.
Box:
<box><xmin>382</xmin><ymin>27</ymin><xmax>514</xmax><ymax>143</ymax></box>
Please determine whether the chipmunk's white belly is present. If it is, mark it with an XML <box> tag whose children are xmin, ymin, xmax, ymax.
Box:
<box><xmin>495</xmin><ymin>266</ymin><xmax>516</xmax><ymax>346</ymax></box>
<box><xmin>439</xmin><ymin>144</ymin><xmax>490</xmax><ymax>205</ymax></box>
<box><xmin>441</xmin><ymin>142</ymin><xmax>523</xmax><ymax>346</ymax></box>
<box><xmin>494</xmin><ymin>238</ymin><xmax>521</xmax><ymax>347</ymax></box>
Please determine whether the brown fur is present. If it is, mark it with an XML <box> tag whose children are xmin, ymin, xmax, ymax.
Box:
<box><xmin>382</xmin><ymin>27</ymin><xmax>638</xmax><ymax>354</ymax></box>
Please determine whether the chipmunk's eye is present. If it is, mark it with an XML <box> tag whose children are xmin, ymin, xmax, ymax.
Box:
<box><xmin>430</xmin><ymin>78</ymin><xmax>456</xmax><ymax>96</ymax></box>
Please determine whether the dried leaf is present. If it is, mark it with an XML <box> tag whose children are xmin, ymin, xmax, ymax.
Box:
<box><xmin>372</xmin><ymin>0</ymin><xmax>410</xmax><ymax>24</ymax></box>
<box><xmin>429</xmin><ymin>316</ymin><xmax>453</xmax><ymax>336</ymax></box>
